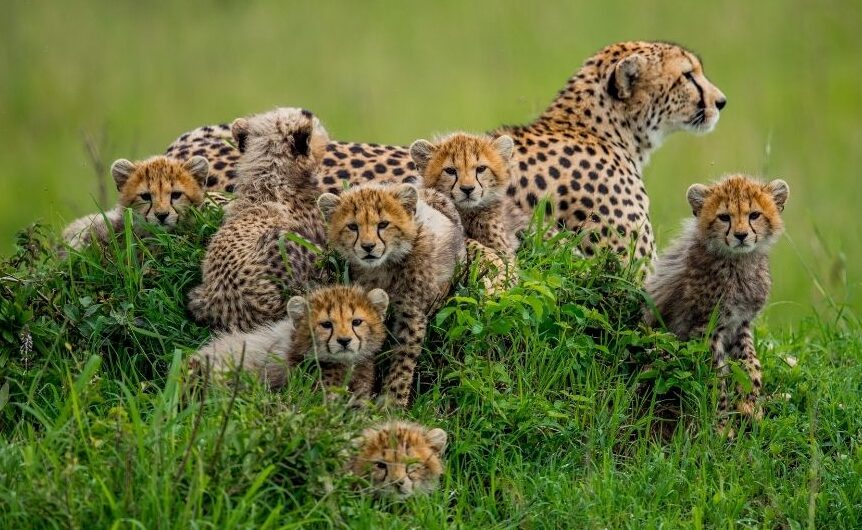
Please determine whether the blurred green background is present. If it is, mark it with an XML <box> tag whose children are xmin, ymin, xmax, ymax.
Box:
<box><xmin>1</xmin><ymin>0</ymin><xmax>859</xmax><ymax>324</ymax></box>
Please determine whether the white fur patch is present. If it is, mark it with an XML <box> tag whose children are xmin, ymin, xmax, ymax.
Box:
<box><xmin>416</xmin><ymin>200</ymin><xmax>455</xmax><ymax>241</ymax></box>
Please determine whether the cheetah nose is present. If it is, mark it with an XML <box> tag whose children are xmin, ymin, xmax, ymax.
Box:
<box><xmin>716</xmin><ymin>97</ymin><xmax>727</xmax><ymax>111</ymax></box>
<box><xmin>361</xmin><ymin>243</ymin><xmax>376</xmax><ymax>253</ymax></box>
<box><xmin>155</xmin><ymin>212</ymin><xmax>169</xmax><ymax>224</ymax></box>
<box><xmin>734</xmin><ymin>232</ymin><xmax>747</xmax><ymax>242</ymax></box>
<box><xmin>460</xmin><ymin>185</ymin><xmax>475</xmax><ymax>196</ymax></box>
<box><xmin>336</xmin><ymin>337</ymin><xmax>352</xmax><ymax>348</ymax></box>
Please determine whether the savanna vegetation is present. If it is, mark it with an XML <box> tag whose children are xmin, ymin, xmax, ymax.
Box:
<box><xmin>1</xmin><ymin>1</ymin><xmax>860</xmax><ymax>528</ymax></box>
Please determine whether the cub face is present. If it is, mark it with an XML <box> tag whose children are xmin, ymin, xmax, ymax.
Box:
<box><xmin>350</xmin><ymin>421</ymin><xmax>447</xmax><ymax>498</ymax></box>
<box><xmin>410</xmin><ymin>134</ymin><xmax>514</xmax><ymax>211</ymax></box>
<box><xmin>606</xmin><ymin>42</ymin><xmax>727</xmax><ymax>135</ymax></box>
<box><xmin>687</xmin><ymin>175</ymin><xmax>789</xmax><ymax>255</ymax></box>
<box><xmin>287</xmin><ymin>285</ymin><xmax>389</xmax><ymax>364</ymax></box>
<box><xmin>317</xmin><ymin>184</ymin><xmax>419</xmax><ymax>269</ymax></box>
<box><xmin>112</xmin><ymin>156</ymin><xmax>208</xmax><ymax>227</ymax></box>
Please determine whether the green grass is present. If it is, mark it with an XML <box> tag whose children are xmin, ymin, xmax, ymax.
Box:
<box><xmin>1</xmin><ymin>1</ymin><xmax>861</xmax><ymax>527</ymax></box>
<box><xmin>1</xmin><ymin>210</ymin><xmax>860</xmax><ymax>528</ymax></box>
<box><xmin>1</xmin><ymin>0</ymin><xmax>860</xmax><ymax>323</ymax></box>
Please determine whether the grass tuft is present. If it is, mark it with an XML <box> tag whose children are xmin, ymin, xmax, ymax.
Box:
<box><xmin>0</xmin><ymin>211</ymin><xmax>859</xmax><ymax>528</ymax></box>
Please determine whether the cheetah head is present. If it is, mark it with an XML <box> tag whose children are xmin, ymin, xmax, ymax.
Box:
<box><xmin>688</xmin><ymin>175</ymin><xmax>789</xmax><ymax>256</ymax></box>
<box><xmin>230</xmin><ymin>107</ymin><xmax>329</xmax><ymax>170</ymax></box>
<box><xmin>112</xmin><ymin>155</ymin><xmax>208</xmax><ymax>227</ymax></box>
<box><xmin>286</xmin><ymin>285</ymin><xmax>389</xmax><ymax>364</ymax></box>
<box><xmin>604</xmin><ymin>42</ymin><xmax>727</xmax><ymax>141</ymax></box>
<box><xmin>409</xmin><ymin>133</ymin><xmax>514</xmax><ymax>211</ymax></box>
<box><xmin>317</xmin><ymin>184</ymin><xmax>418</xmax><ymax>269</ymax></box>
<box><xmin>349</xmin><ymin>421</ymin><xmax>447</xmax><ymax>498</ymax></box>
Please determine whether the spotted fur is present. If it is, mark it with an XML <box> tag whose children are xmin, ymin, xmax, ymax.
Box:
<box><xmin>644</xmin><ymin>175</ymin><xmax>789</xmax><ymax>433</ymax></box>
<box><xmin>62</xmin><ymin>155</ymin><xmax>209</xmax><ymax>250</ymax></box>
<box><xmin>165</xmin><ymin>41</ymin><xmax>725</xmax><ymax>264</ymax></box>
<box><xmin>318</xmin><ymin>184</ymin><xmax>465</xmax><ymax>407</ymax></box>
<box><xmin>349</xmin><ymin>421</ymin><xmax>447</xmax><ymax>498</ymax></box>
<box><xmin>191</xmin><ymin>285</ymin><xmax>389</xmax><ymax>397</ymax></box>
<box><xmin>411</xmin><ymin>133</ymin><xmax>519</xmax><ymax>292</ymax></box>
<box><xmin>187</xmin><ymin>108</ymin><xmax>331</xmax><ymax>331</ymax></box>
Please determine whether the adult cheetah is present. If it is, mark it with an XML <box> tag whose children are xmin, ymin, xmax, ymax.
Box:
<box><xmin>165</xmin><ymin>41</ymin><xmax>726</xmax><ymax>261</ymax></box>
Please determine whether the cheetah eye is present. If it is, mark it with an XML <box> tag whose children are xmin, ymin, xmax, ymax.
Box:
<box><xmin>683</xmin><ymin>71</ymin><xmax>695</xmax><ymax>83</ymax></box>
<box><xmin>319</xmin><ymin>321</ymin><xmax>333</xmax><ymax>329</ymax></box>
<box><xmin>139</xmin><ymin>192</ymin><xmax>152</xmax><ymax>202</ymax></box>
<box><xmin>718</xmin><ymin>213</ymin><xmax>731</xmax><ymax>222</ymax></box>
<box><xmin>374</xmin><ymin>461</ymin><xmax>387</xmax><ymax>471</ymax></box>
<box><xmin>475</xmin><ymin>165</ymin><xmax>487</xmax><ymax>174</ymax></box>
<box><xmin>749</xmin><ymin>212</ymin><xmax>761</xmax><ymax>220</ymax></box>
<box><xmin>377</xmin><ymin>221</ymin><xmax>389</xmax><ymax>229</ymax></box>
<box><xmin>170</xmin><ymin>191</ymin><xmax>182</xmax><ymax>201</ymax></box>
<box><xmin>352</xmin><ymin>318</ymin><xmax>364</xmax><ymax>327</ymax></box>
<box><xmin>443</xmin><ymin>167</ymin><xmax>457</xmax><ymax>176</ymax></box>
<box><xmin>347</xmin><ymin>223</ymin><xmax>359</xmax><ymax>232</ymax></box>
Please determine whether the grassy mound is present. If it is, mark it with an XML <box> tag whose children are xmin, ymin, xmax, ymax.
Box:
<box><xmin>0</xmin><ymin>210</ymin><xmax>859</xmax><ymax>528</ymax></box>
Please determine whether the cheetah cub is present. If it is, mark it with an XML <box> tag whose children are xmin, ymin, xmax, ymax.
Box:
<box><xmin>188</xmin><ymin>107</ymin><xmax>332</xmax><ymax>331</ymax></box>
<box><xmin>318</xmin><ymin>184</ymin><xmax>466</xmax><ymax>407</ymax></box>
<box><xmin>410</xmin><ymin>133</ymin><xmax>520</xmax><ymax>292</ymax></box>
<box><xmin>63</xmin><ymin>155</ymin><xmax>208</xmax><ymax>250</ymax></box>
<box><xmin>191</xmin><ymin>285</ymin><xmax>389</xmax><ymax>397</ymax></box>
<box><xmin>349</xmin><ymin>421</ymin><xmax>447</xmax><ymax>498</ymax></box>
<box><xmin>644</xmin><ymin>175</ymin><xmax>789</xmax><ymax>432</ymax></box>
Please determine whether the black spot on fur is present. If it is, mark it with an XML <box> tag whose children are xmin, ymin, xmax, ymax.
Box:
<box><xmin>535</xmin><ymin>175</ymin><xmax>547</xmax><ymax>190</ymax></box>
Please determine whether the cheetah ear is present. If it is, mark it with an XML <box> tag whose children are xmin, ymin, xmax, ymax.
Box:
<box><xmin>425</xmin><ymin>428</ymin><xmax>448</xmax><ymax>454</ymax></box>
<box><xmin>686</xmin><ymin>184</ymin><xmax>709</xmax><ymax>217</ymax></box>
<box><xmin>492</xmin><ymin>135</ymin><xmax>515</xmax><ymax>162</ymax></box>
<box><xmin>409</xmin><ymin>139</ymin><xmax>436</xmax><ymax>175</ymax></box>
<box><xmin>393</xmin><ymin>184</ymin><xmax>418</xmax><ymax>217</ymax></box>
<box><xmin>110</xmin><ymin>159</ymin><xmax>137</xmax><ymax>190</ymax></box>
<box><xmin>366</xmin><ymin>288</ymin><xmax>389</xmax><ymax>315</ymax></box>
<box><xmin>292</xmin><ymin>127</ymin><xmax>312</xmax><ymax>158</ymax></box>
<box><xmin>608</xmin><ymin>53</ymin><xmax>646</xmax><ymax>100</ymax></box>
<box><xmin>183</xmin><ymin>156</ymin><xmax>210</xmax><ymax>185</ymax></box>
<box><xmin>353</xmin><ymin>427</ymin><xmax>377</xmax><ymax>448</ymax></box>
<box><xmin>765</xmin><ymin>179</ymin><xmax>789</xmax><ymax>212</ymax></box>
<box><xmin>316</xmin><ymin>193</ymin><xmax>342</xmax><ymax>221</ymax></box>
<box><xmin>286</xmin><ymin>295</ymin><xmax>308</xmax><ymax>322</ymax></box>
<box><xmin>230</xmin><ymin>118</ymin><xmax>250</xmax><ymax>153</ymax></box>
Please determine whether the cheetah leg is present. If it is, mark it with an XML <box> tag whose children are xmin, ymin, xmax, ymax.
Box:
<box><xmin>465</xmin><ymin>239</ymin><xmax>516</xmax><ymax>295</ymax></box>
<box><xmin>732</xmin><ymin>323</ymin><xmax>763</xmax><ymax>421</ymax></box>
<box><xmin>317</xmin><ymin>363</ymin><xmax>346</xmax><ymax>400</ymax></box>
<box><xmin>347</xmin><ymin>359</ymin><xmax>375</xmax><ymax>401</ymax></box>
<box><xmin>381</xmin><ymin>312</ymin><xmax>427</xmax><ymax>408</ymax></box>
<box><xmin>710</xmin><ymin>327</ymin><xmax>734</xmax><ymax>438</ymax></box>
